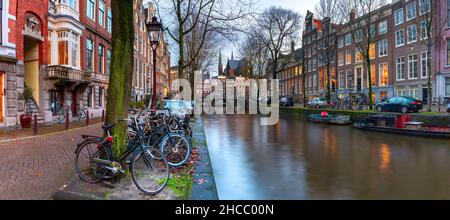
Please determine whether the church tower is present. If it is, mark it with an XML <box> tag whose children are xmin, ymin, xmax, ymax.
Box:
<box><xmin>218</xmin><ymin>51</ymin><xmax>223</xmax><ymax>76</ymax></box>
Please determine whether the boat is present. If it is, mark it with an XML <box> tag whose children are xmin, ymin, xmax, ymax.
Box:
<box><xmin>308</xmin><ymin>114</ymin><xmax>352</xmax><ymax>125</ymax></box>
<box><xmin>354</xmin><ymin>114</ymin><xmax>450</xmax><ymax>138</ymax></box>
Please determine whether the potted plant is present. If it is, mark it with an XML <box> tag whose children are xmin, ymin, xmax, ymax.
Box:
<box><xmin>20</xmin><ymin>87</ymin><xmax>33</xmax><ymax>128</ymax></box>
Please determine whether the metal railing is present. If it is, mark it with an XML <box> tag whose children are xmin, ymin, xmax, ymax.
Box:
<box><xmin>47</xmin><ymin>65</ymin><xmax>91</xmax><ymax>82</ymax></box>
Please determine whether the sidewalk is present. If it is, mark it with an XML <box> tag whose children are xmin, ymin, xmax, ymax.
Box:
<box><xmin>0</xmin><ymin>124</ymin><xmax>103</xmax><ymax>200</ymax></box>
<box><xmin>0</xmin><ymin>117</ymin><xmax>104</xmax><ymax>142</ymax></box>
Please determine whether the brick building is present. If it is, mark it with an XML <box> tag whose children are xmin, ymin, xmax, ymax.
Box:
<box><xmin>0</xmin><ymin>0</ymin><xmax>49</xmax><ymax>126</ymax></box>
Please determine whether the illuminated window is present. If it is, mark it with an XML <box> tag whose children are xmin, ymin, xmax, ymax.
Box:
<box><xmin>379</xmin><ymin>63</ymin><xmax>388</xmax><ymax>86</ymax></box>
<box><xmin>369</xmin><ymin>43</ymin><xmax>376</xmax><ymax>59</ymax></box>
<box><xmin>355</xmin><ymin>48</ymin><xmax>363</xmax><ymax>62</ymax></box>
<box><xmin>346</xmin><ymin>50</ymin><xmax>352</xmax><ymax>65</ymax></box>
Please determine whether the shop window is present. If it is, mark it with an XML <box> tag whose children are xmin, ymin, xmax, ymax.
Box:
<box><xmin>379</xmin><ymin>63</ymin><xmax>388</xmax><ymax>86</ymax></box>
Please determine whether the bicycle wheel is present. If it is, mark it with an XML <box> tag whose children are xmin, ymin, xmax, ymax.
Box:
<box><xmin>130</xmin><ymin>147</ymin><xmax>169</xmax><ymax>195</ymax></box>
<box><xmin>75</xmin><ymin>138</ymin><xmax>111</xmax><ymax>183</ymax></box>
<box><xmin>78</xmin><ymin>109</ymin><xmax>87</xmax><ymax>120</ymax></box>
<box><xmin>58</xmin><ymin>110</ymin><xmax>65</xmax><ymax>121</ymax></box>
<box><xmin>159</xmin><ymin>133</ymin><xmax>191</xmax><ymax>167</ymax></box>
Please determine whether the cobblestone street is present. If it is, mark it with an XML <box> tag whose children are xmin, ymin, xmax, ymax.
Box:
<box><xmin>0</xmin><ymin>124</ymin><xmax>102</xmax><ymax>200</ymax></box>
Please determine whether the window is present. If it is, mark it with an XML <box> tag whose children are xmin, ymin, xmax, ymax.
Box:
<box><xmin>355</xmin><ymin>29</ymin><xmax>362</xmax><ymax>43</ymax></box>
<box><xmin>408</xmin><ymin>54</ymin><xmax>418</xmax><ymax>79</ymax></box>
<box><xmin>345</xmin><ymin>33</ymin><xmax>351</xmax><ymax>46</ymax></box>
<box><xmin>410</xmin><ymin>86</ymin><xmax>419</xmax><ymax>98</ymax></box>
<box><xmin>338</xmin><ymin>36</ymin><xmax>344</xmax><ymax>48</ymax></box>
<box><xmin>447</xmin><ymin>39</ymin><xmax>450</xmax><ymax>66</ymax></box>
<box><xmin>87</xmin><ymin>87</ymin><xmax>94</xmax><ymax>108</ymax></box>
<box><xmin>99</xmin><ymin>88</ymin><xmax>104</xmax><ymax>107</ymax></box>
<box><xmin>395</xmin><ymin>8</ymin><xmax>404</xmax><ymax>26</ymax></box>
<box><xmin>99</xmin><ymin>1</ymin><xmax>105</xmax><ymax>27</ymax></box>
<box><xmin>378</xmin><ymin>39</ymin><xmax>388</xmax><ymax>57</ymax></box>
<box><xmin>355</xmin><ymin>48</ymin><xmax>363</xmax><ymax>62</ymax></box>
<box><xmin>420</xmin><ymin>20</ymin><xmax>428</xmax><ymax>40</ymax></box>
<box><xmin>370</xmin><ymin>24</ymin><xmax>376</xmax><ymax>38</ymax></box>
<box><xmin>71</xmin><ymin>34</ymin><xmax>78</xmax><ymax>67</ymax></box>
<box><xmin>421</xmin><ymin>52</ymin><xmax>429</xmax><ymax>78</ymax></box>
<box><xmin>346</xmin><ymin>69</ymin><xmax>353</xmax><ymax>89</ymax></box>
<box><xmin>395</xmin><ymin>29</ymin><xmax>404</xmax><ymax>47</ymax></box>
<box><xmin>98</xmin><ymin>44</ymin><xmax>104</xmax><ymax>73</ymax></box>
<box><xmin>407</xmin><ymin>25</ymin><xmax>417</xmax><ymax>43</ymax></box>
<box><xmin>397</xmin><ymin>87</ymin><xmax>406</xmax><ymax>96</ymax></box>
<box><xmin>448</xmin><ymin>0</ymin><xmax>450</xmax><ymax>27</ymax></box>
<box><xmin>312</xmin><ymin>58</ymin><xmax>317</xmax><ymax>71</ymax></box>
<box><xmin>378</xmin><ymin>20</ymin><xmax>387</xmax><ymax>35</ymax></box>
<box><xmin>346</xmin><ymin>50</ymin><xmax>352</xmax><ymax>65</ymax></box>
<box><xmin>419</xmin><ymin>0</ymin><xmax>431</xmax><ymax>15</ymax></box>
<box><xmin>338</xmin><ymin>52</ymin><xmax>345</xmax><ymax>66</ymax></box>
<box><xmin>107</xmin><ymin>49</ymin><xmax>111</xmax><ymax>75</ymax></box>
<box><xmin>87</xmin><ymin>0</ymin><xmax>95</xmax><ymax>21</ymax></box>
<box><xmin>86</xmin><ymin>39</ymin><xmax>94</xmax><ymax>70</ymax></box>
<box><xmin>379</xmin><ymin>63</ymin><xmax>388</xmax><ymax>86</ymax></box>
<box><xmin>107</xmin><ymin>8</ymin><xmax>112</xmax><ymax>33</ymax></box>
<box><xmin>396</xmin><ymin>57</ymin><xmax>406</xmax><ymax>81</ymax></box>
<box><xmin>446</xmin><ymin>78</ymin><xmax>450</xmax><ymax>96</ymax></box>
<box><xmin>369</xmin><ymin>43</ymin><xmax>376</xmax><ymax>59</ymax></box>
<box><xmin>407</xmin><ymin>3</ymin><xmax>416</xmax><ymax>21</ymax></box>
<box><xmin>338</xmin><ymin>71</ymin><xmax>345</xmax><ymax>89</ymax></box>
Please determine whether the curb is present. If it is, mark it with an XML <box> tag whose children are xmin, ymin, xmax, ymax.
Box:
<box><xmin>189</xmin><ymin>115</ymin><xmax>219</xmax><ymax>200</ymax></box>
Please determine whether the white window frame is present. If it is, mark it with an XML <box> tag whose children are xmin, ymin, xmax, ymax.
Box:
<box><xmin>394</xmin><ymin>8</ymin><xmax>404</xmax><ymax>26</ymax></box>
<box><xmin>421</xmin><ymin>51</ymin><xmax>429</xmax><ymax>78</ymax></box>
<box><xmin>407</xmin><ymin>2</ymin><xmax>417</xmax><ymax>21</ymax></box>
<box><xmin>379</xmin><ymin>63</ymin><xmax>389</xmax><ymax>87</ymax></box>
<box><xmin>407</xmin><ymin>25</ymin><xmax>417</xmax><ymax>44</ymax></box>
<box><xmin>395</xmin><ymin>29</ymin><xmax>405</xmax><ymax>47</ymax></box>
<box><xmin>378</xmin><ymin>39</ymin><xmax>388</xmax><ymax>57</ymax></box>
<box><xmin>396</xmin><ymin>57</ymin><xmax>405</xmax><ymax>81</ymax></box>
<box><xmin>408</xmin><ymin>54</ymin><xmax>418</xmax><ymax>80</ymax></box>
<box><xmin>87</xmin><ymin>0</ymin><xmax>96</xmax><ymax>21</ymax></box>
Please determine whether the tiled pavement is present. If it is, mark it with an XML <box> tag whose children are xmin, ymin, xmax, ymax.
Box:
<box><xmin>0</xmin><ymin>124</ymin><xmax>102</xmax><ymax>200</ymax></box>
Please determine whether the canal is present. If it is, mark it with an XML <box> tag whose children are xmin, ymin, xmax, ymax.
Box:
<box><xmin>202</xmin><ymin>112</ymin><xmax>450</xmax><ymax>199</ymax></box>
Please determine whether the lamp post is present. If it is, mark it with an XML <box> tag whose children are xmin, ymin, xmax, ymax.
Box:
<box><xmin>147</xmin><ymin>16</ymin><xmax>163</xmax><ymax>110</ymax></box>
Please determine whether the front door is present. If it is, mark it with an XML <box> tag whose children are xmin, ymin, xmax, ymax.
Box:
<box><xmin>356</xmin><ymin>67</ymin><xmax>363</xmax><ymax>92</ymax></box>
<box><xmin>422</xmin><ymin>87</ymin><xmax>428</xmax><ymax>104</ymax></box>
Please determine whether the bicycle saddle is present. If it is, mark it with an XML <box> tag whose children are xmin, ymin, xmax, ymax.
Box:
<box><xmin>102</xmin><ymin>123</ymin><xmax>115</xmax><ymax>130</ymax></box>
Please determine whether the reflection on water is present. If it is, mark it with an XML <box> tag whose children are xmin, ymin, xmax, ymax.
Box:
<box><xmin>203</xmin><ymin>112</ymin><xmax>450</xmax><ymax>200</ymax></box>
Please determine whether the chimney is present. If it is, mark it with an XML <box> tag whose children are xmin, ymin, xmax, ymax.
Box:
<box><xmin>350</xmin><ymin>9</ymin><xmax>356</xmax><ymax>20</ymax></box>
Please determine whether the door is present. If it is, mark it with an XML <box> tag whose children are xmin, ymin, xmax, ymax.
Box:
<box><xmin>0</xmin><ymin>73</ymin><xmax>3</xmax><ymax>122</ymax></box>
<box><xmin>49</xmin><ymin>90</ymin><xmax>61</xmax><ymax>115</ymax></box>
<box><xmin>356</xmin><ymin>67</ymin><xmax>363</xmax><ymax>92</ymax></box>
<box><xmin>422</xmin><ymin>87</ymin><xmax>428</xmax><ymax>104</ymax></box>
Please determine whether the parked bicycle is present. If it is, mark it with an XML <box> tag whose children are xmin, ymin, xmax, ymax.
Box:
<box><xmin>75</xmin><ymin>116</ymin><xmax>170</xmax><ymax>195</ymax></box>
<box><xmin>58</xmin><ymin>103</ymin><xmax>87</xmax><ymax>121</ymax></box>
<box><xmin>127</xmin><ymin>108</ymin><xmax>192</xmax><ymax>167</ymax></box>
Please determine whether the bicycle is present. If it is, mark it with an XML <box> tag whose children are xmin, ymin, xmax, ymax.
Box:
<box><xmin>127</xmin><ymin>109</ymin><xmax>192</xmax><ymax>167</ymax></box>
<box><xmin>58</xmin><ymin>103</ymin><xmax>87</xmax><ymax>121</ymax></box>
<box><xmin>75</xmin><ymin>117</ymin><xmax>170</xmax><ymax>195</ymax></box>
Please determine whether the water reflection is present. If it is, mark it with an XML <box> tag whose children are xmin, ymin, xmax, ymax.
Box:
<box><xmin>203</xmin><ymin>112</ymin><xmax>450</xmax><ymax>200</ymax></box>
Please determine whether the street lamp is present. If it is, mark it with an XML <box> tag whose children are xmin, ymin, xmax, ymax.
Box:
<box><xmin>146</xmin><ymin>16</ymin><xmax>163</xmax><ymax>110</ymax></box>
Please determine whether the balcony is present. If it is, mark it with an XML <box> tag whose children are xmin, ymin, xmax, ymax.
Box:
<box><xmin>47</xmin><ymin>65</ymin><xmax>91</xmax><ymax>83</ymax></box>
<box><xmin>90</xmin><ymin>72</ymin><xmax>109</xmax><ymax>83</ymax></box>
<box><xmin>49</xmin><ymin>1</ymin><xmax>80</xmax><ymax>21</ymax></box>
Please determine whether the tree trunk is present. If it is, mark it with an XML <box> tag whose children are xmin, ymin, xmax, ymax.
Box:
<box><xmin>177</xmin><ymin>0</ymin><xmax>184</xmax><ymax>80</ymax></box>
<box><xmin>427</xmin><ymin>45</ymin><xmax>432</xmax><ymax>112</ymax></box>
<box><xmin>326</xmin><ymin>64</ymin><xmax>331</xmax><ymax>104</ymax></box>
<box><xmin>302</xmin><ymin>62</ymin><xmax>307</xmax><ymax>107</ymax></box>
<box><xmin>105</xmin><ymin>0</ymin><xmax>134</xmax><ymax>157</ymax></box>
<box><xmin>367</xmin><ymin>56</ymin><xmax>373</xmax><ymax>110</ymax></box>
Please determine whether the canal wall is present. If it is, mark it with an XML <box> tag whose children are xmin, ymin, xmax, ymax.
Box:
<box><xmin>281</xmin><ymin>107</ymin><xmax>450</xmax><ymax>126</ymax></box>
<box><xmin>189</xmin><ymin>115</ymin><xmax>219</xmax><ymax>200</ymax></box>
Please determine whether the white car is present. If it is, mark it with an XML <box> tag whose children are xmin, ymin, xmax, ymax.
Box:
<box><xmin>308</xmin><ymin>97</ymin><xmax>328</xmax><ymax>108</ymax></box>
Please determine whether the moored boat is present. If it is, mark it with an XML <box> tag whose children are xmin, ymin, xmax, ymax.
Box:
<box><xmin>308</xmin><ymin>114</ymin><xmax>352</xmax><ymax>125</ymax></box>
<box><xmin>354</xmin><ymin>114</ymin><xmax>450</xmax><ymax>138</ymax></box>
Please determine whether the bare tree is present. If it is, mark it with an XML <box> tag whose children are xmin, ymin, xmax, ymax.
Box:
<box><xmin>256</xmin><ymin>7</ymin><xmax>303</xmax><ymax>80</ymax></box>
<box><xmin>339</xmin><ymin>0</ymin><xmax>387</xmax><ymax>110</ymax></box>
<box><xmin>238</xmin><ymin>30</ymin><xmax>269</xmax><ymax>79</ymax></box>
<box><xmin>415</xmin><ymin>0</ymin><xmax>446</xmax><ymax>112</ymax></box>
<box><xmin>155</xmin><ymin>0</ymin><xmax>255</xmax><ymax>86</ymax></box>
<box><xmin>314</xmin><ymin>0</ymin><xmax>344</xmax><ymax>103</ymax></box>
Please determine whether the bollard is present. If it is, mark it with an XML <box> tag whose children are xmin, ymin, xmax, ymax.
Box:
<box><xmin>33</xmin><ymin>115</ymin><xmax>38</xmax><ymax>136</ymax></box>
<box><xmin>65</xmin><ymin>108</ymin><xmax>69</xmax><ymax>130</ymax></box>
<box><xmin>86</xmin><ymin>110</ymin><xmax>89</xmax><ymax>126</ymax></box>
<box><xmin>102</xmin><ymin>109</ymin><xmax>105</xmax><ymax>122</ymax></box>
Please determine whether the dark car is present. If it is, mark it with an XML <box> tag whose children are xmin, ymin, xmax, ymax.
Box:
<box><xmin>376</xmin><ymin>96</ymin><xmax>423</xmax><ymax>113</ymax></box>
<box><xmin>279</xmin><ymin>96</ymin><xmax>294</xmax><ymax>107</ymax></box>
<box><xmin>447</xmin><ymin>103</ymin><xmax>450</xmax><ymax>113</ymax></box>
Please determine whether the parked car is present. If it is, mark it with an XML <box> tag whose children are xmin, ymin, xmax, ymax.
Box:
<box><xmin>376</xmin><ymin>96</ymin><xmax>423</xmax><ymax>113</ymax></box>
<box><xmin>308</xmin><ymin>97</ymin><xmax>328</xmax><ymax>108</ymax></box>
<box><xmin>162</xmin><ymin>100</ymin><xmax>191</xmax><ymax>118</ymax></box>
<box><xmin>258</xmin><ymin>96</ymin><xmax>271</xmax><ymax>105</ymax></box>
<box><xmin>279</xmin><ymin>96</ymin><xmax>294</xmax><ymax>107</ymax></box>
<box><xmin>447</xmin><ymin>103</ymin><xmax>450</xmax><ymax>113</ymax></box>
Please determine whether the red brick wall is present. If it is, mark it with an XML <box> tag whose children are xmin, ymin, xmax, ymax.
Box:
<box><xmin>14</xmin><ymin>0</ymin><xmax>49</xmax><ymax>64</ymax></box>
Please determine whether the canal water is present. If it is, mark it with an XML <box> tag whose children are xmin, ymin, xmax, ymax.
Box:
<box><xmin>202</xmin><ymin>112</ymin><xmax>450</xmax><ymax>200</ymax></box>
